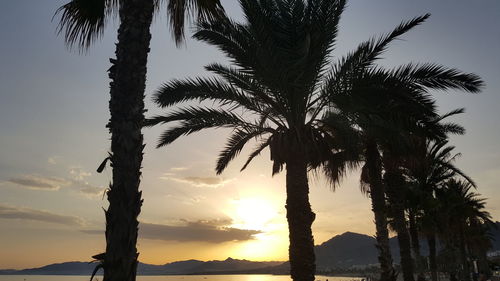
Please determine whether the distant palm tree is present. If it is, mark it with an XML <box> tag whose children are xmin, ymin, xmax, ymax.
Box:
<box><xmin>437</xmin><ymin>179</ymin><xmax>493</xmax><ymax>281</ymax></box>
<box><xmin>54</xmin><ymin>1</ymin><xmax>222</xmax><ymax>281</ymax></box>
<box><xmin>405</xmin><ymin>136</ymin><xmax>475</xmax><ymax>281</ymax></box>
<box><xmin>330</xmin><ymin>64</ymin><xmax>482</xmax><ymax>281</ymax></box>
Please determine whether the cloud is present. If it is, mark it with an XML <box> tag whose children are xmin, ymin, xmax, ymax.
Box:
<box><xmin>80</xmin><ymin>229</ymin><xmax>103</xmax><ymax>235</ymax></box>
<box><xmin>5</xmin><ymin>171</ymin><xmax>105</xmax><ymax>198</ymax></box>
<box><xmin>6</xmin><ymin>175</ymin><xmax>71</xmax><ymax>190</ymax></box>
<box><xmin>48</xmin><ymin>156</ymin><xmax>59</xmax><ymax>165</ymax></box>
<box><xmin>82</xmin><ymin>219</ymin><xmax>260</xmax><ymax>243</ymax></box>
<box><xmin>67</xmin><ymin>167</ymin><xmax>105</xmax><ymax>197</ymax></box>
<box><xmin>79</xmin><ymin>186</ymin><xmax>105</xmax><ymax>197</ymax></box>
<box><xmin>69</xmin><ymin>167</ymin><xmax>92</xmax><ymax>181</ymax></box>
<box><xmin>170</xmin><ymin>167</ymin><xmax>189</xmax><ymax>172</ymax></box>
<box><xmin>161</xmin><ymin>174</ymin><xmax>233</xmax><ymax>188</ymax></box>
<box><xmin>0</xmin><ymin>204</ymin><xmax>84</xmax><ymax>226</ymax></box>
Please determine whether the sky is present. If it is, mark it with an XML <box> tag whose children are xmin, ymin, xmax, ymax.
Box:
<box><xmin>0</xmin><ymin>0</ymin><xmax>499</xmax><ymax>270</ymax></box>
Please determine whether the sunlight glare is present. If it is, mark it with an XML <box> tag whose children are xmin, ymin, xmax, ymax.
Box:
<box><xmin>229</xmin><ymin>197</ymin><xmax>278</xmax><ymax>231</ymax></box>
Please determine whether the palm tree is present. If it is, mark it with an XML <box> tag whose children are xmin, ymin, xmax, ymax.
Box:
<box><xmin>146</xmin><ymin>1</ymin><xmax>483</xmax><ymax>280</ymax></box>
<box><xmin>54</xmin><ymin>1</ymin><xmax>222</xmax><ymax>281</ymax></box>
<box><xmin>330</xmin><ymin>65</ymin><xmax>482</xmax><ymax>281</ymax></box>
<box><xmin>405</xmin><ymin>136</ymin><xmax>476</xmax><ymax>281</ymax></box>
<box><xmin>147</xmin><ymin>2</ymin><xmax>351</xmax><ymax>280</ymax></box>
<box><xmin>437</xmin><ymin>179</ymin><xmax>493</xmax><ymax>281</ymax></box>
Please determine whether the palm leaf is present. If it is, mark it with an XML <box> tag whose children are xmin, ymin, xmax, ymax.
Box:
<box><xmin>54</xmin><ymin>0</ymin><xmax>116</xmax><ymax>51</ymax></box>
<box><xmin>216</xmin><ymin>128</ymin><xmax>271</xmax><ymax>174</ymax></box>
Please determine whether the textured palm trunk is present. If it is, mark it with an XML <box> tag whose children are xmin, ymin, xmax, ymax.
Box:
<box><xmin>408</xmin><ymin>210</ymin><xmax>424</xmax><ymax>280</ymax></box>
<box><xmin>285</xmin><ymin>150</ymin><xmax>316</xmax><ymax>281</ymax></box>
<box><xmin>477</xmin><ymin>249</ymin><xmax>491</xmax><ymax>277</ymax></box>
<box><xmin>104</xmin><ymin>1</ymin><xmax>154</xmax><ymax>281</ymax></box>
<box><xmin>459</xmin><ymin>228</ymin><xmax>471</xmax><ymax>281</ymax></box>
<box><xmin>427</xmin><ymin>233</ymin><xmax>438</xmax><ymax>281</ymax></box>
<box><xmin>384</xmin><ymin>158</ymin><xmax>415</xmax><ymax>281</ymax></box>
<box><xmin>366</xmin><ymin>140</ymin><xmax>395</xmax><ymax>281</ymax></box>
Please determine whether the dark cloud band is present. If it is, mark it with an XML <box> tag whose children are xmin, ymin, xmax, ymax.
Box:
<box><xmin>82</xmin><ymin>219</ymin><xmax>261</xmax><ymax>243</ymax></box>
<box><xmin>0</xmin><ymin>204</ymin><xmax>84</xmax><ymax>226</ymax></box>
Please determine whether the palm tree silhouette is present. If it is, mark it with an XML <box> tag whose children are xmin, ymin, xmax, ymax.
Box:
<box><xmin>54</xmin><ymin>1</ymin><xmax>222</xmax><ymax>281</ymax></box>
<box><xmin>437</xmin><ymin>179</ymin><xmax>493</xmax><ymax>281</ymax></box>
<box><xmin>328</xmin><ymin>63</ymin><xmax>482</xmax><ymax>281</ymax></box>
<box><xmin>405</xmin><ymin>136</ymin><xmax>475</xmax><ymax>281</ymax></box>
<box><xmin>147</xmin><ymin>1</ymin><xmax>350</xmax><ymax>280</ymax></box>
<box><xmin>146</xmin><ymin>1</ymin><xmax>484</xmax><ymax>281</ymax></box>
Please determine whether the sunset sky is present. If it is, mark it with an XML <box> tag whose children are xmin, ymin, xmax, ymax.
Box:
<box><xmin>1</xmin><ymin>0</ymin><xmax>499</xmax><ymax>270</ymax></box>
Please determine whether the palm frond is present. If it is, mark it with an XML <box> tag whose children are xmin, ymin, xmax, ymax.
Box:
<box><xmin>390</xmin><ymin>63</ymin><xmax>484</xmax><ymax>93</ymax></box>
<box><xmin>145</xmin><ymin>107</ymin><xmax>258</xmax><ymax>147</ymax></box>
<box><xmin>153</xmin><ymin>76</ymin><xmax>263</xmax><ymax>113</ymax></box>
<box><xmin>216</xmin><ymin>128</ymin><xmax>270</xmax><ymax>174</ymax></box>
<box><xmin>145</xmin><ymin>106</ymin><xmax>248</xmax><ymax>127</ymax></box>
<box><xmin>54</xmin><ymin>0</ymin><xmax>116</xmax><ymax>51</ymax></box>
<box><xmin>168</xmin><ymin>0</ymin><xmax>225</xmax><ymax>45</ymax></box>
<box><xmin>240</xmin><ymin>138</ymin><xmax>272</xmax><ymax>171</ymax></box>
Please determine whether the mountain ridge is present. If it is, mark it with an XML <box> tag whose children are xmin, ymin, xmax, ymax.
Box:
<box><xmin>3</xmin><ymin>225</ymin><xmax>499</xmax><ymax>275</ymax></box>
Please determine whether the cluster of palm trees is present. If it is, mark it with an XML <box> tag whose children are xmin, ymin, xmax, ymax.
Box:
<box><xmin>55</xmin><ymin>1</ymin><xmax>492</xmax><ymax>281</ymax></box>
<box><xmin>389</xmin><ymin>138</ymin><xmax>494</xmax><ymax>281</ymax></box>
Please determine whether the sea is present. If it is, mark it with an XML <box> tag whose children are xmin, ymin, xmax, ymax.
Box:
<box><xmin>0</xmin><ymin>275</ymin><xmax>364</xmax><ymax>281</ymax></box>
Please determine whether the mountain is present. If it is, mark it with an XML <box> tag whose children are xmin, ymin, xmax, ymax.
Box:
<box><xmin>315</xmin><ymin>222</ymin><xmax>500</xmax><ymax>270</ymax></box>
<box><xmin>0</xmin><ymin>259</ymin><xmax>282</xmax><ymax>276</ymax></box>
<box><xmin>9</xmin><ymin>262</ymin><xmax>99</xmax><ymax>275</ymax></box>
<box><xmin>3</xmin><ymin>225</ymin><xmax>499</xmax><ymax>275</ymax></box>
<box><xmin>314</xmin><ymin>231</ymin><xmax>432</xmax><ymax>270</ymax></box>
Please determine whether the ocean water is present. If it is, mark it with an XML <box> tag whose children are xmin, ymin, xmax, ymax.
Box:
<box><xmin>0</xmin><ymin>275</ymin><xmax>364</xmax><ymax>281</ymax></box>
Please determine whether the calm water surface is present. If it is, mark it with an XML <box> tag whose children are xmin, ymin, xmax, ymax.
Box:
<box><xmin>0</xmin><ymin>275</ymin><xmax>364</xmax><ymax>281</ymax></box>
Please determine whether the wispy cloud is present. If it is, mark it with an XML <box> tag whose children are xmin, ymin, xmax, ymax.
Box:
<box><xmin>82</xmin><ymin>219</ymin><xmax>260</xmax><ymax>243</ymax></box>
<box><xmin>7</xmin><ymin>175</ymin><xmax>71</xmax><ymax>190</ymax></box>
<box><xmin>79</xmin><ymin>186</ymin><xmax>105</xmax><ymax>197</ymax></box>
<box><xmin>69</xmin><ymin>167</ymin><xmax>92</xmax><ymax>181</ymax></box>
<box><xmin>68</xmin><ymin>167</ymin><xmax>105</xmax><ymax>198</ymax></box>
<box><xmin>47</xmin><ymin>156</ymin><xmax>61</xmax><ymax>165</ymax></box>
<box><xmin>170</xmin><ymin>167</ymin><xmax>189</xmax><ymax>172</ymax></box>
<box><xmin>0</xmin><ymin>204</ymin><xmax>84</xmax><ymax>226</ymax></box>
<box><xmin>160</xmin><ymin>174</ymin><xmax>233</xmax><ymax>188</ymax></box>
<box><xmin>5</xmin><ymin>169</ymin><xmax>105</xmax><ymax>198</ymax></box>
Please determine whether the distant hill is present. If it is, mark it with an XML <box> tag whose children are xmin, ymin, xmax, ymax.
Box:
<box><xmin>0</xmin><ymin>258</ymin><xmax>282</xmax><ymax>276</ymax></box>
<box><xmin>3</xmin><ymin>225</ymin><xmax>499</xmax><ymax>275</ymax></box>
<box><xmin>314</xmin><ymin>222</ymin><xmax>500</xmax><ymax>270</ymax></box>
<box><xmin>313</xmin><ymin>231</ymin><xmax>410</xmax><ymax>270</ymax></box>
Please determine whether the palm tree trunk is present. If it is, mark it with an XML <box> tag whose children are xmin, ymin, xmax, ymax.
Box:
<box><xmin>427</xmin><ymin>233</ymin><xmax>438</xmax><ymax>281</ymax></box>
<box><xmin>366</xmin><ymin>140</ymin><xmax>395</xmax><ymax>281</ymax></box>
<box><xmin>408</xmin><ymin>209</ymin><xmax>424</xmax><ymax>280</ymax></box>
<box><xmin>459</xmin><ymin>228</ymin><xmax>471</xmax><ymax>281</ymax></box>
<box><xmin>477</xmin><ymin>250</ymin><xmax>491</xmax><ymax>277</ymax></box>
<box><xmin>384</xmin><ymin>159</ymin><xmax>415</xmax><ymax>281</ymax></box>
<box><xmin>285</xmin><ymin>150</ymin><xmax>316</xmax><ymax>281</ymax></box>
<box><xmin>104</xmin><ymin>0</ymin><xmax>154</xmax><ymax>281</ymax></box>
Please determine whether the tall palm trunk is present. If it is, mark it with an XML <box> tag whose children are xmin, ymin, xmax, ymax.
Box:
<box><xmin>366</xmin><ymin>140</ymin><xmax>395</xmax><ymax>281</ymax></box>
<box><xmin>459</xmin><ymin>228</ymin><xmax>471</xmax><ymax>281</ymax></box>
<box><xmin>285</xmin><ymin>149</ymin><xmax>316</xmax><ymax>281</ymax></box>
<box><xmin>408</xmin><ymin>209</ymin><xmax>424</xmax><ymax>280</ymax></box>
<box><xmin>477</xmin><ymin>250</ymin><xmax>491</xmax><ymax>277</ymax></box>
<box><xmin>104</xmin><ymin>0</ymin><xmax>154</xmax><ymax>280</ymax></box>
<box><xmin>427</xmin><ymin>233</ymin><xmax>438</xmax><ymax>281</ymax></box>
<box><xmin>384</xmin><ymin>158</ymin><xmax>415</xmax><ymax>281</ymax></box>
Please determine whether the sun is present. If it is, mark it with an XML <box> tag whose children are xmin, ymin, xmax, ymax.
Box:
<box><xmin>225</xmin><ymin>197</ymin><xmax>289</xmax><ymax>261</ymax></box>
<box><xmin>229</xmin><ymin>197</ymin><xmax>279</xmax><ymax>231</ymax></box>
